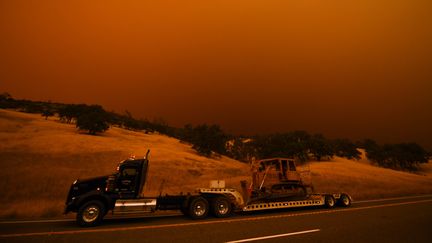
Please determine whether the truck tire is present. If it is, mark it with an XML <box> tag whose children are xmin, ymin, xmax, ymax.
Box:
<box><xmin>188</xmin><ymin>196</ymin><xmax>209</xmax><ymax>219</ymax></box>
<box><xmin>77</xmin><ymin>200</ymin><xmax>105</xmax><ymax>227</ymax></box>
<box><xmin>338</xmin><ymin>194</ymin><xmax>351</xmax><ymax>207</ymax></box>
<box><xmin>211</xmin><ymin>197</ymin><xmax>232</xmax><ymax>218</ymax></box>
<box><xmin>324</xmin><ymin>195</ymin><xmax>336</xmax><ymax>208</ymax></box>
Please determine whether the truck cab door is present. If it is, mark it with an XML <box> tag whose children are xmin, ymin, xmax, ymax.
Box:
<box><xmin>117</xmin><ymin>166</ymin><xmax>139</xmax><ymax>198</ymax></box>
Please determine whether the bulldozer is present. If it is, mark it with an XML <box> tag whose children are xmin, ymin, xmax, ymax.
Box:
<box><xmin>247</xmin><ymin>158</ymin><xmax>314</xmax><ymax>203</ymax></box>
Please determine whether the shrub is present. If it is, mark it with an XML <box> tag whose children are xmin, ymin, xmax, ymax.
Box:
<box><xmin>76</xmin><ymin>105</ymin><xmax>109</xmax><ymax>135</ymax></box>
<box><xmin>309</xmin><ymin>134</ymin><xmax>334</xmax><ymax>161</ymax></box>
<box><xmin>182</xmin><ymin>124</ymin><xmax>227</xmax><ymax>157</ymax></box>
<box><xmin>362</xmin><ymin>139</ymin><xmax>429</xmax><ymax>171</ymax></box>
<box><xmin>332</xmin><ymin>139</ymin><xmax>361</xmax><ymax>160</ymax></box>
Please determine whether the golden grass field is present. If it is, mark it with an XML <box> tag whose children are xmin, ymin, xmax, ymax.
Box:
<box><xmin>0</xmin><ymin>109</ymin><xmax>431</xmax><ymax>219</ymax></box>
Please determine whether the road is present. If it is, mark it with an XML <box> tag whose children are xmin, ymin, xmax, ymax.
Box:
<box><xmin>1</xmin><ymin>195</ymin><xmax>432</xmax><ymax>243</ymax></box>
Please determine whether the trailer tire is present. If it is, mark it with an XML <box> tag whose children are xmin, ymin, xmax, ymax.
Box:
<box><xmin>77</xmin><ymin>200</ymin><xmax>105</xmax><ymax>227</ymax></box>
<box><xmin>188</xmin><ymin>197</ymin><xmax>209</xmax><ymax>219</ymax></box>
<box><xmin>211</xmin><ymin>197</ymin><xmax>232</xmax><ymax>218</ymax></box>
<box><xmin>338</xmin><ymin>194</ymin><xmax>351</xmax><ymax>207</ymax></box>
<box><xmin>325</xmin><ymin>195</ymin><xmax>336</xmax><ymax>208</ymax></box>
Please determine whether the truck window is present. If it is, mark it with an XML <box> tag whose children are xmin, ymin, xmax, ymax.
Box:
<box><xmin>272</xmin><ymin>160</ymin><xmax>280</xmax><ymax>171</ymax></box>
<box><xmin>281</xmin><ymin>160</ymin><xmax>288</xmax><ymax>174</ymax></box>
<box><xmin>288</xmin><ymin>160</ymin><xmax>296</xmax><ymax>171</ymax></box>
<box><xmin>122</xmin><ymin>168</ymin><xmax>137</xmax><ymax>177</ymax></box>
<box><xmin>281</xmin><ymin>160</ymin><xmax>288</xmax><ymax>171</ymax></box>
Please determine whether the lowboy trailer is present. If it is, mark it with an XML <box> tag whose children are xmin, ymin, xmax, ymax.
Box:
<box><xmin>65</xmin><ymin>150</ymin><xmax>352</xmax><ymax>226</ymax></box>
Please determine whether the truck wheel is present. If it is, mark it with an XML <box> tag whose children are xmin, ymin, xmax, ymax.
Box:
<box><xmin>211</xmin><ymin>197</ymin><xmax>232</xmax><ymax>218</ymax></box>
<box><xmin>339</xmin><ymin>194</ymin><xmax>351</xmax><ymax>207</ymax></box>
<box><xmin>325</xmin><ymin>195</ymin><xmax>336</xmax><ymax>208</ymax></box>
<box><xmin>188</xmin><ymin>197</ymin><xmax>209</xmax><ymax>219</ymax></box>
<box><xmin>77</xmin><ymin>200</ymin><xmax>105</xmax><ymax>227</ymax></box>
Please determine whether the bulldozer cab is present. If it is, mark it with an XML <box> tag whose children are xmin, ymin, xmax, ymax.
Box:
<box><xmin>256</xmin><ymin>158</ymin><xmax>296</xmax><ymax>171</ymax></box>
<box><xmin>248</xmin><ymin>158</ymin><xmax>313</xmax><ymax>202</ymax></box>
<box><xmin>253</xmin><ymin>158</ymin><xmax>301</xmax><ymax>187</ymax></box>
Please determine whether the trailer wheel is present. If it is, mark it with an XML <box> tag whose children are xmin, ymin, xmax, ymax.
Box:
<box><xmin>77</xmin><ymin>200</ymin><xmax>105</xmax><ymax>227</ymax></box>
<box><xmin>325</xmin><ymin>195</ymin><xmax>336</xmax><ymax>208</ymax></box>
<box><xmin>188</xmin><ymin>197</ymin><xmax>209</xmax><ymax>219</ymax></box>
<box><xmin>211</xmin><ymin>197</ymin><xmax>232</xmax><ymax>218</ymax></box>
<box><xmin>339</xmin><ymin>194</ymin><xmax>351</xmax><ymax>207</ymax></box>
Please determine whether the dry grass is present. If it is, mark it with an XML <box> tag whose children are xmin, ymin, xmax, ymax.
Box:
<box><xmin>0</xmin><ymin>109</ymin><xmax>249</xmax><ymax>219</ymax></box>
<box><xmin>0</xmin><ymin>109</ymin><xmax>431</xmax><ymax>219</ymax></box>
<box><xmin>308</xmin><ymin>156</ymin><xmax>432</xmax><ymax>200</ymax></box>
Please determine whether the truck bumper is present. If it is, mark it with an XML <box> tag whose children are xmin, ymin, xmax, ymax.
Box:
<box><xmin>64</xmin><ymin>198</ymin><xmax>77</xmax><ymax>214</ymax></box>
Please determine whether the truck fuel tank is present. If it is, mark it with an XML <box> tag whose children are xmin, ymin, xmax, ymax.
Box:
<box><xmin>113</xmin><ymin>198</ymin><xmax>157</xmax><ymax>214</ymax></box>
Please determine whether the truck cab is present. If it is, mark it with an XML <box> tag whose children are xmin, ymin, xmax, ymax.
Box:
<box><xmin>64</xmin><ymin>151</ymin><xmax>240</xmax><ymax>227</ymax></box>
<box><xmin>107</xmin><ymin>158</ymin><xmax>149</xmax><ymax>199</ymax></box>
<box><xmin>64</xmin><ymin>154</ymin><xmax>151</xmax><ymax>226</ymax></box>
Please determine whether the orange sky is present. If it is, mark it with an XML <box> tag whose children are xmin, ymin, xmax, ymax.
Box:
<box><xmin>1</xmin><ymin>0</ymin><xmax>431</xmax><ymax>148</ymax></box>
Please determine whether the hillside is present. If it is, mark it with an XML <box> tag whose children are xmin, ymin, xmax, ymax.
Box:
<box><xmin>0</xmin><ymin>109</ymin><xmax>431</xmax><ymax>219</ymax></box>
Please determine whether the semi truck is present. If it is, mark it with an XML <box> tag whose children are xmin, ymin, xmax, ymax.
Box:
<box><xmin>64</xmin><ymin>150</ymin><xmax>352</xmax><ymax>226</ymax></box>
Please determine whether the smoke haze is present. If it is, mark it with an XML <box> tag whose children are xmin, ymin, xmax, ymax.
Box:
<box><xmin>1</xmin><ymin>0</ymin><xmax>431</xmax><ymax>148</ymax></box>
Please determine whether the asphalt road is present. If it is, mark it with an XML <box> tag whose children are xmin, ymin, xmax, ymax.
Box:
<box><xmin>1</xmin><ymin>195</ymin><xmax>432</xmax><ymax>243</ymax></box>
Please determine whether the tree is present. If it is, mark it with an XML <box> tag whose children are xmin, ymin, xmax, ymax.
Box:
<box><xmin>309</xmin><ymin>134</ymin><xmax>334</xmax><ymax>161</ymax></box>
<box><xmin>388</xmin><ymin>143</ymin><xmax>428</xmax><ymax>170</ymax></box>
<box><xmin>58</xmin><ymin>104</ymin><xmax>86</xmax><ymax>123</ymax></box>
<box><xmin>362</xmin><ymin>139</ymin><xmax>429</xmax><ymax>171</ymax></box>
<box><xmin>42</xmin><ymin>108</ymin><xmax>55</xmax><ymax>120</ymax></box>
<box><xmin>181</xmin><ymin>124</ymin><xmax>195</xmax><ymax>142</ymax></box>
<box><xmin>0</xmin><ymin>92</ymin><xmax>16</xmax><ymax>109</ymax></box>
<box><xmin>23</xmin><ymin>102</ymin><xmax>45</xmax><ymax>113</ymax></box>
<box><xmin>182</xmin><ymin>124</ymin><xmax>227</xmax><ymax>157</ymax></box>
<box><xmin>226</xmin><ymin>137</ymin><xmax>256</xmax><ymax>162</ymax></box>
<box><xmin>76</xmin><ymin>105</ymin><xmax>109</xmax><ymax>135</ymax></box>
<box><xmin>252</xmin><ymin>131</ymin><xmax>311</xmax><ymax>162</ymax></box>
<box><xmin>122</xmin><ymin>110</ymin><xmax>140</xmax><ymax>130</ymax></box>
<box><xmin>332</xmin><ymin>139</ymin><xmax>361</xmax><ymax>160</ymax></box>
<box><xmin>0</xmin><ymin>92</ymin><xmax>12</xmax><ymax>101</ymax></box>
<box><xmin>152</xmin><ymin>117</ymin><xmax>170</xmax><ymax>135</ymax></box>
